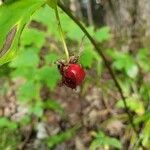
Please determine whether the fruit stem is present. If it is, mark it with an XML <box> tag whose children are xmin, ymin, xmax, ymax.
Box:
<box><xmin>55</xmin><ymin>5</ymin><xmax>70</xmax><ymax>62</ymax></box>
<box><xmin>57</xmin><ymin>2</ymin><xmax>146</xmax><ymax>149</ymax></box>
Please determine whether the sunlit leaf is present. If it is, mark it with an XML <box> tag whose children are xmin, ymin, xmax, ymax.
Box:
<box><xmin>79</xmin><ymin>45</ymin><xmax>99</xmax><ymax>68</ymax></box>
<box><xmin>21</xmin><ymin>28</ymin><xmax>45</xmax><ymax>49</ymax></box>
<box><xmin>142</xmin><ymin>119</ymin><xmax>150</xmax><ymax>148</ymax></box>
<box><xmin>43</xmin><ymin>99</ymin><xmax>64</xmax><ymax>114</ymax></box>
<box><xmin>18</xmin><ymin>80</ymin><xmax>38</xmax><ymax>102</ymax></box>
<box><xmin>126</xmin><ymin>64</ymin><xmax>138</xmax><ymax>78</ymax></box>
<box><xmin>137</xmin><ymin>48</ymin><xmax>150</xmax><ymax>72</ymax></box>
<box><xmin>46</xmin><ymin>126</ymin><xmax>79</xmax><ymax>148</ymax></box>
<box><xmin>47</xmin><ymin>0</ymin><xmax>57</xmax><ymax>9</ymax></box>
<box><xmin>108</xmin><ymin>50</ymin><xmax>138</xmax><ymax>78</ymax></box>
<box><xmin>95</xmin><ymin>26</ymin><xmax>111</xmax><ymax>42</ymax></box>
<box><xmin>0</xmin><ymin>117</ymin><xmax>17</xmax><ymax>129</ymax></box>
<box><xmin>45</xmin><ymin>53</ymin><xmax>59</xmax><ymax>64</ymax></box>
<box><xmin>38</xmin><ymin>65</ymin><xmax>61</xmax><ymax>90</ymax></box>
<box><xmin>116</xmin><ymin>96</ymin><xmax>145</xmax><ymax>115</ymax></box>
<box><xmin>0</xmin><ymin>0</ymin><xmax>45</xmax><ymax>65</ymax></box>
<box><xmin>10</xmin><ymin>48</ymin><xmax>39</xmax><ymax>68</ymax></box>
<box><xmin>30</xmin><ymin>101</ymin><xmax>43</xmax><ymax>117</ymax></box>
<box><xmin>90</xmin><ymin>131</ymin><xmax>122</xmax><ymax>150</ymax></box>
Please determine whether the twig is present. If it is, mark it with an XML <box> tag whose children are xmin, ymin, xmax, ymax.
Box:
<box><xmin>57</xmin><ymin>2</ymin><xmax>145</xmax><ymax>147</ymax></box>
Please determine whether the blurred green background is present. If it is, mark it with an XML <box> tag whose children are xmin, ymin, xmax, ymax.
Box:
<box><xmin>0</xmin><ymin>1</ymin><xmax>150</xmax><ymax>150</ymax></box>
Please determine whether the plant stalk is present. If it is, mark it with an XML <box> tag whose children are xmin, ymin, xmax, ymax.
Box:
<box><xmin>58</xmin><ymin>0</ymin><xmax>139</xmax><ymax>138</ymax></box>
<box><xmin>55</xmin><ymin>4</ymin><xmax>70</xmax><ymax>62</ymax></box>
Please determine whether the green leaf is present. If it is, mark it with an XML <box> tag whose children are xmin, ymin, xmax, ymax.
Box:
<box><xmin>0</xmin><ymin>0</ymin><xmax>45</xmax><ymax>65</ymax></box>
<box><xmin>0</xmin><ymin>117</ymin><xmax>17</xmax><ymax>130</ymax></box>
<box><xmin>46</xmin><ymin>126</ymin><xmax>79</xmax><ymax>148</ymax></box>
<box><xmin>134</xmin><ymin>113</ymin><xmax>150</xmax><ymax>125</ymax></box>
<box><xmin>90</xmin><ymin>139</ymin><xmax>103</xmax><ymax>150</ymax></box>
<box><xmin>43</xmin><ymin>99</ymin><xmax>64</xmax><ymax>114</ymax></box>
<box><xmin>38</xmin><ymin>65</ymin><xmax>61</xmax><ymax>90</ymax></box>
<box><xmin>110</xmin><ymin>50</ymin><xmax>138</xmax><ymax>78</ymax></box>
<box><xmin>45</xmin><ymin>53</ymin><xmax>59</xmax><ymax>64</ymax></box>
<box><xmin>10</xmin><ymin>48</ymin><xmax>39</xmax><ymax>68</ymax></box>
<box><xmin>116</xmin><ymin>96</ymin><xmax>145</xmax><ymax>115</ymax></box>
<box><xmin>95</xmin><ymin>26</ymin><xmax>111</xmax><ymax>42</ymax></box>
<box><xmin>0</xmin><ymin>128</ymin><xmax>21</xmax><ymax>150</ymax></box>
<box><xmin>47</xmin><ymin>0</ymin><xmax>57</xmax><ymax>9</ymax></box>
<box><xmin>105</xmin><ymin>137</ymin><xmax>122</xmax><ymax>149</ymax></box>
<box><xmin>11</xmin><ymin>66</ymin><xmax>37</xmax><ymax>80</ymax></box>
<box><xmin>18</xmin><ymin>80</ymin><xmax>38</xmax><ymax>102</ymax></box>
<box><xmin>137</xmin><ymin>48</ymin><xmax>150</xmax><ymax>72</ymax></box>
<box><xmin>32</xmin><ymin>5</ymin><xmax>56</xmax><ymax>31</ymax></box>
<box><xmin>30</xmin><ymin>101</ymin><xmax>43</xmax><ymax>117</ymax></box>
<box><xmin>19</xmin><ymin>116</ymin><xmax>31</xmax><ymax>126</ymax></box>
<box><xmin>21</xmin><ymin>28</ymin><xmax>45</xmax><ymax>49</ymax></box>
<box><xmin>140</xmin><ymin>83</ymin><xmax>150</xmax><ymax>102</ymax></box>
<box><xmin>142</xmin><ymin>119</ymin><xmax>150</xmax><ymax>148</ymax></box>
<box><xmin>59</xmin><ymin>11</ymin><xmax>84</xmax><ymax>41</ymax></box>
<box><xmin>90</xmin><ymin>131</ymin><xmax>122</xmax><ymax>150</ymax></box>
<box><xmin>79</xmin><ymin>45</ymin><xmax>99</xmax><ymax>68</ymax></box>
<box><xmin>80</xmin><ymin>49</ymin><xmax>94</xmax><ymax>68</ymax></box>
<box><xmin>125</xmin><ymin>64</ymin><xmax>138</xmax><ymax>78</ymax></box>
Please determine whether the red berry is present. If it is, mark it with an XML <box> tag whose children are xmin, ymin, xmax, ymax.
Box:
<box><xmin>62</xmin><ymin>64</ymin><xmax>85</xmax><ymax>89</ymax></box>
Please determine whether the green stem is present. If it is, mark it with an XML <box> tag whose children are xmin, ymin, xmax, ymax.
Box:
<box><xmin>57</xmin><ymin>1</ymin><xmax>135</xmax><ymax>132</ymax></box>
<box><xmin>55</xmin><ymin>5</ymin><xmax>69</xmax><ymax>62</ymax></box>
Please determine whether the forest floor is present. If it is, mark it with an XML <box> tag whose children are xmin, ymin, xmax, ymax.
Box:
<box><xmin>0</xmin><ymin>74</ymin><xmax>131</xmax><ymax>150</ymax></box>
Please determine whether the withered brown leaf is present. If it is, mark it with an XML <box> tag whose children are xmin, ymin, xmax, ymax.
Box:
<box><xmin>0</xmin><ymin>25</ymin><xmax>17</xmax><ymax>57</ymax></box>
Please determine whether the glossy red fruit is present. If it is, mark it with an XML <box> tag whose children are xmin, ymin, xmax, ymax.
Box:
<box><xmin>62</xmin><ymin>64</ymin><xmax>85</xmax><ymax>89</ymax></box>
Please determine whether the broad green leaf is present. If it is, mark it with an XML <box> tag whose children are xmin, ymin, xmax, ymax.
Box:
<box><xmin>142</xmin><ymin>119</ymin><xmax>150</xmax><ymax>148</ymax></box>
<box><xmin>137</xmin><ymin>48</ymin><xmax>150</xmax><ymax>72</ymax></box>
<box><xmin>140</xmin><ymin>83</ymin><xmax>150</xmax><ymax>102</ymax></box>
<box><xmin>10</xmin><ymin>48</ymin><xmax>39</xmax><ymax>68</ymax></box>
<box><xmin>46</xmin><ymin>126</ymin><xmax>79</xmax><ymax>148</ymax></box>
<box><xmin>30</xmin><ymin>101</ymin><xmax>43</xmax><ymax>117</ymax></box>
<box><xmin>0</xmin><ymin>128</ymin><xmax>21</xmax><ymax>150</ymax></box>
<box><xmin>45</xmin><ymin>53</ymin><xmax>59</xmax><ymax>64</ymax></box>
<box><xmin>79</xmin><ymin>45</ymin><xmax>99</xmax><ymax>68</ymax></box>
<box><xmin>134</xmin><ymin>113</ymin><xmax>150</xmax><ymax>125</ymax></box>
<box><xmin>90</xmin><ymin>131</ymin><xmax>121</xmax><ymax>150</ymax></box>
<box><xmin>104</xmin><ymin>137</ymin><xmax>122</xmax><ymax>149</ymax></box>
<box><xmin>95</xmin><ymin>26</ymin><xmax>111</xmax><ymax>42</ymax></box>
<box><xmin>80</xmin><ymin>49</ymin><xmax>95</xmax><ymax>68</ymax></box>
<box><xmin>21</xmin><ymin>28</ymin><xmax>45</xmax><ymax>49</ymax></box>
<box><xmin>43</xmin><ymin>99</ymin><xmax>64</xmax><ymax>114</ymax></box>
<box><xmin>19</xmin><ymin>116</ymin><xmax>31</xmax><ymax>126</ymax></box>
<box><xmin>90</xmin><ymin>139</ymin><xmax>103</xmax><ymax>150</ymax></box>
<box><xmin>9</xmin><ymin>47</ymin><xmax>39</xmax><ymax>79</ymax></box>
<box><xmin>0</xmin><ymin>0</ymin><xmax>45</xmax><ymax>65</ymax></box>
<box><xmin>47</xmin><ymin>0</ymin><xmax>57</xmax><ymax>9</ymax></box>
<box><xmin>109</xmin><ymin>50</ymin><xmax>138</xmax><ymax>78</ymax></box>
<box><xmin>38</xmin><ymin>65</ymin><xmax>61</xmax><ymax>90</ymax></box>
<box><xmin>116</xmin><ymin>96</ymin><xmax>145</xmax><ymax>115</ymax></box>
<box><xmin>60</xmin><ymin>13</ymin><xmax>84</xmax><ymax>41</ymax></box>
<box><xmin>32</xmin><ymin>5</ymin><xmax>55</xmax><ymax>28</ymax></box>
<box><xmin>0</xmin><ymin>117</ymin><xmax>17</xmax><ymax>129</ymax></box>
<box><xmin>10</xmin><ymin>66</ymin><xmax>37</xmax><ymax>80</ymax></box>
<box><xmin>125</xmin><ymin>64</ymin><xmax>138</xmax><ymax>78</ymax></box>
<box><xmin>18</xmin><ymin>80</ymin><xmax>38</xmax><ymax>102</ymax></box>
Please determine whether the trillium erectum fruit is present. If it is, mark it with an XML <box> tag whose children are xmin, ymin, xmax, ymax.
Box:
<box><xmin>57</xmin><ymin>56</ymin><xmax>86</xmax><ymax>89</ymax></box>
